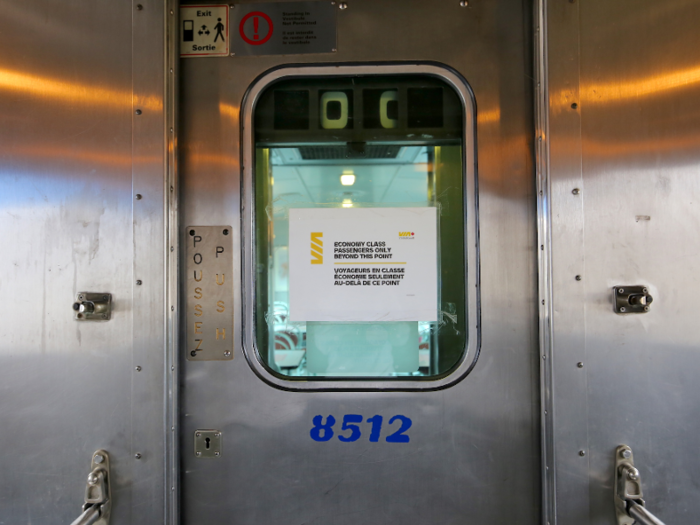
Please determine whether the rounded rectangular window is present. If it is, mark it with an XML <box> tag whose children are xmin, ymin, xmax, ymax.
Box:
<box><xmin>244</xmin><ymin>66</ymin><xmax>478</xmax><ymax>386</ymax></box>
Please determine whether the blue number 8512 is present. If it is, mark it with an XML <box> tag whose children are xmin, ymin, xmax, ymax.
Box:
<box><xmin>310</xmin><ymin>414</ymin><xmax>412</xmax><ymax>443</ymax></box>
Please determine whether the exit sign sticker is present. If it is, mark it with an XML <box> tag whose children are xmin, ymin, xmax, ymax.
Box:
<box><xmin>180</xmin><ymin>5</ymin><xmax>229</xmax><ymax>57</ymax></box>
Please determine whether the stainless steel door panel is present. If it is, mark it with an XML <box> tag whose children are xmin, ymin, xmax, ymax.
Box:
<box><xmin>180</xmin><ymin>1</ymin><xmax>538</xmax><ymax>523</ymax></box>
<box><xmin>545</xmin><ymin>0</ymin><xmax>700</xmax><ymax>523</ymax></box>
<box><xmin>0</xmin><ymin>1</ymin><xmax>171</xmax><ymax>523</ymax></box>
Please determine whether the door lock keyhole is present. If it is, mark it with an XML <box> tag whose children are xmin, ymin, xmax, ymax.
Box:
<box><xmin>194</xmin><ymin>430</ymin><xmax>221</xmax><ymax>458</ymax></box>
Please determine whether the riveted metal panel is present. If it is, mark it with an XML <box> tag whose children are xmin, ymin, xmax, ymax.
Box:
<box><xmin>0</xmin><ymin>1</ymin><xmax>172</xmax><ymax>523</ymax></box>
<box><xmin>544</xmin><ymin>1</ymin><xmax>590</xmax><ymax>523</ymax></box>
<box><xmin>180</xmin><ymin>1</ymin><xmax>539</xmax><ymax>524</ymax></box>
<box><xmin>546</xmin><ymin>0</ymin><xmax>700</xmax><ymax>523</ymax></box>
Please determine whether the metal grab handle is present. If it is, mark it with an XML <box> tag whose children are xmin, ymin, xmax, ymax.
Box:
<box><xmin>614</xmin><ymin>445</ymin><xmax>666</xmax><ymax>525</ymax></box>
<box><xmin>70</xmin><ymin>504</ymin><xmax>102</xmax><ymax>525</ymax></box>
<box><xmin>628</xmin><ymin>501</ymin><xmax>666</xmax><ymax>525</ymax></box>
<box><xmin>70</xmin><ymin>450</ymin><xmax>111</xmax><ymax>525</ymax></box>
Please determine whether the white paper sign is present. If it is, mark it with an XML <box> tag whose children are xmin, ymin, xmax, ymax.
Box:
<box><xmin>288</xmin><ymin>207</ymin><xmax>438</xmax><ymax>322</ymax></box>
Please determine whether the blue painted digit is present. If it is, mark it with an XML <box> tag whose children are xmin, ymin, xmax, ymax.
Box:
<box><xmin>385</xmin><ymin>415</ymin><xmax>412</xmax><ymax>443</ymax></box>
<box><xmin>310</xmin><ymin>415</ymin><xmax>336</xmax><ymax>442</ymax></box>
<box><xmin>338</xmin><ymin>414</ymin><xmax>363</xmax><ymax>442</ymax></box>
<box><xmin>367</xmin><ymin>415</ymin><xmax>383</xmax><ymax>442</ymax></box>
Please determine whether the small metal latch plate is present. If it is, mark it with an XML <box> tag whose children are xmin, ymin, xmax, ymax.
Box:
<box><xmin>74</xmin><ymin>293</ymin><xmax>112</xmax><ymax>321</ymax></box>
<box><xmin>614</xmin><ymin>286</ymin><xmax>653</xmax><ymax>314</ymax></box>
<box><xmin>194</xmin><ymin>430</ymin><xmax>222</xmax><ymax>458</ymax></box>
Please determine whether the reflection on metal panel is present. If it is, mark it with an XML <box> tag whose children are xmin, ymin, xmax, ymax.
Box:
<box><xmin>548</xmin><ymin>0</ymin><xmax>700</xmax><ymax>523</ymax></box>
<box><xmin>0</xmin><ymin>1</ymin><xmax>169</xmax><ymax>524</ymax></box>
<box><xmin>180</xmin><ymin>0</ymin><xmax>538</xmax><ymax>524</ymax></box>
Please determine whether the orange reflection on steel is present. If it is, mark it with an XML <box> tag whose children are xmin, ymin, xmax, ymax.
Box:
<box><xmin>566</xmin><ymin>64</ymin><xmax>700</xmax><ymax>106</ymax></box>
<box><xmin>477</xmin><ymin>107</ymin><xmax>501</xmax><ymax>125</ymax></box>
<box><xmin>9</xmin><ymin>143</ymin><xmax>155</xmax><ymax>168</ymax></box>
<box><xmin>219</xmin><ymin>102</ymin><xmax>240</xmax><ymax>121</ymax></box>
<box><xmin>188</xmin><ymin>151</ymin><xmax>239</xmax><ymax>169</ymax></box>
<box><xmin>0</xmin><ymin>68</ymin><xmax>162</xmax><ymax>111</ymax></box>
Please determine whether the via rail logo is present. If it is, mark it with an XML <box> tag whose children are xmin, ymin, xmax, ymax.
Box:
<box><xmin>310</xmin><ymin>232</ymin><xmax>323</xmax><ymax>264</ymax></box>
<box><xmin>398</xmin><ymin>231</ymin><xmax>415</xmax><ymax>239</ymax></box>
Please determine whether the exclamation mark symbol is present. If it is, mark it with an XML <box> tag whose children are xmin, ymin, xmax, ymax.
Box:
<box><xmin>253</xmin><ymin>17</ymin><xmax>259</xmax><ymax>40</ymax></box>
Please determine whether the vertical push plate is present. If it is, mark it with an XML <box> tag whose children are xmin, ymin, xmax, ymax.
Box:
<box><xmin>186</xmin><ymin>226</ymin><xmax>234</xmax><ymax>360</ymax></box>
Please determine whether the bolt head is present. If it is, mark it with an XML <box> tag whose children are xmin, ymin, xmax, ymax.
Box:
<box><xmin>135</xmin><ymin>366</ymin><xmax>142</xmax><ymax>372</ymax></box>
<box><xmin>618</xmin><ymin>288</ymin><xmax>624</xmax><ymax>294</ymax></box>
<box><xmin>579</xmin><ymin>450</ymin><xmax>586</xmax><ymax>457</ymax></box>
<box><xmin>135</xmin><ymin>109</ymin><xmax>142</xmax><ymax>115</ymax></box>
<box><xmin>136</xmin><ymin>280</ymin><xmax>142</xmax><ymax>286</ymax></box>
<box><xmin>577</xmin><ymin>362</ymin><xmax>584</xmax><ymax>368</ymax></box>
<box><xmin>196</xmin><ymin>451</ymin><xmax>201</xmax><ymax>456</ymax></box>
<box><xmin>621</xmin><ymin>448</ymin><xmax>632</xmax><ymax>459</ymax></box>
<box><xmin>94</xmin><ymin>454</ymin><xmax>105</xmax><ymax>464</ymax></box>
<box><xmin>87</xmin><ymin>473</ymin><xmax>98</xmax><ymax>485</ymax></box>
<box><xmin>196</xmin><ymin>432</ymin><xmax>201</xmax><ymax>437</ymax></box>
<box><xmin>575</xmin><ymin>275</ymin><xmax>582</xmax><ymax>281</ymax></box>
<box><xmin>644</xmin><ymin>306</ymin><xmax>649</xmax><ymax>312</ymax></box>
<box><xmin>134</xmin><ymin>453</ymin><xmax>142</xmax><ymax>459</ymax></box>
<box><xmin>620</xmin><ymin>307</ymin><xmax>626</xmax><ymax>312</ymax></box>
<box><xmin>572</xmin><ymin>188</ymin><xmax>580</xmax><ymax>195</ymax></box>
<box><xmin>224</xmin><ymin>351</ymin><xmax>231</xmax><ymax>357</ymax></box>
<box><xmin>135</xmin><ymin>194</ymin><xmax>142</xmax><ymax>200</ymax></box>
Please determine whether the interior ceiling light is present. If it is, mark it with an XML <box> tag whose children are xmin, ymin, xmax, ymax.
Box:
<box><xmin>342</xmin><ymin>199</ymin><xmax>353</xmax><ymax>208</ymax></box>
<box><xmin>340</xmin><ymin>170</ymin><xmax>356</xmax><ymax>186</ymax></box>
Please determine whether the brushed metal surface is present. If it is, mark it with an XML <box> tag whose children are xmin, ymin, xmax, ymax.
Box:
<box><xmin>547</xmin><ymin>0</ymin><xmax>700</xmax><ymax>523</ymax></box>
<box><xmin>180</xmin><ymin>0</ymin><xmax>538</xmax><ymax>523</ymax></box>
<box><xmin>0</xmin><ymin>1</ymin><xmax>170</xmax><ymax>523</ymax></box>
<box><xmin>534</xmin><ymin>2</ymin><xmax>556</xmax><ymax>523</ymax></box>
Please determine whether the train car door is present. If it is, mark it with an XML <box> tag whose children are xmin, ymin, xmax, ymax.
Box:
<box><xmin>539</xmin><ymin>0</ymin><xmax>700</xmax><ymax>523</ymax></box>
<box><xmin>179</xmin><ymin>1</ymin><xmax>538</xmax><ymax>524</ymax></box>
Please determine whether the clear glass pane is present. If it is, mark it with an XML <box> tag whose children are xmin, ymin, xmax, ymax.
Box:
<box><xmin>253</xmin><ymin>74</ymin><xmax>466</xmax><ymax>379</ymax></box>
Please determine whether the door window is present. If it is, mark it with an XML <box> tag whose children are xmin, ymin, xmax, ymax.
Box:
<box><xmin>251</xmin><ymin>72</ymin><xmax>471</xmax><ymax>381</ymax></box>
